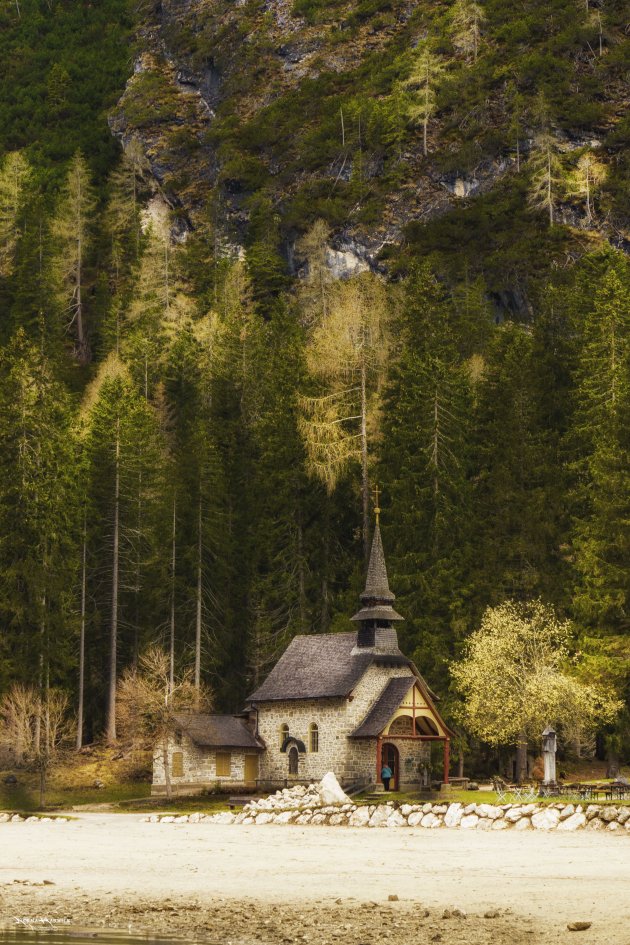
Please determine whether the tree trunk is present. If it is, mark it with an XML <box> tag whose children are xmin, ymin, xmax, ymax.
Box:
<box><xmin>39</xmin><ymin>756</ymin><xmax>47</xmax><ymax>809</ymax></box>
<box><xmin>515</xmin><ymin>731</ymin><xmax>527</xmax><ymax>783</ymax></box>
<box><xmin>169</xmin><ymin>495</ymin><xmax>176</xmax><ymax>694</ymax></box>
<box><xmin>423</xmin><ymin>72</ymin><xmax>430</xmax><ymax>156</ymax></box>
<box><xmin>606</xmin><ymin>747</ymin><xmax>619</xmax><ymax>780</ymax></box>
<box><xmin>320</xmin><ymin>499</ymin><xmax>330</xmax><ymax>633</ymax></box>
<box><xmin>34</xmin><ymin>613</ymin><xmax>44</xmax><ymax>755</ymax></box>
<box><xmin>360</xmin><ymin>359</ymin><xmax>369</xmax><ymax>565</ymax></box>
<box><xmin>297</xmin><ymin>512</ymin><xmax>307</xmax><ymax>634</ymax></box>
<box><xmin>133</xmin><ymin>466</ymin><xmax>143</xmax><ymax>669</ymax></box>
<box><xmin>194</xmin><ymin>496</ymin><xmax>202</xmax><ymax>702</ymax></box>
<box><xmin>106</xmin><ymin>418</ymin><xmax>120</xmax><ymax>744</ymax></box>
<box><xmin>75</xmin><ymin>172</ymin><xmax>89</xmax><ymax>363</ymax></box>
<box><xmin>457</xmin><ymin>747</ymin><xmax>464</xmax><ymax>779</ymax></box>
<box><xmin>77</xmin><ymin>517</ymin><xmax>87</xmax><ymax>750</ymax></box>
<box><xmin>162</xmin><ymin>738</ymin><xmax>172</xmax><ymax>800</ymax></box>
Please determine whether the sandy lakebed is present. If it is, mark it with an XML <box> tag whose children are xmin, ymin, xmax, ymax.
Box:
<box><xmin>1</xmin><ymin>813</ymin><xmax>629</xmax><ymax>945</ymax></box>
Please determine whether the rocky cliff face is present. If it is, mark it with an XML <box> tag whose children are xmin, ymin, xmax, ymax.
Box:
<box><xmin>110</xmin><ymin>0</ymin><xmax>630</xmax><ymax>275</ymax></box>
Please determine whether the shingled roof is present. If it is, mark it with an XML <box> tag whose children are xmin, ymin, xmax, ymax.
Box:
<box><xmin>349</xmin><ymin>677</ymin><xmax>415</xmax><ymax>738</ymax></box>
<box><xmin>173</xmin><ymin>713</ymin><xmax>264</xmax><ymax>750</ymax></box>
<box><xmin>246</xmin><ymin>631</ymin><xmax>409</xmax><ymax>703</ymax></box>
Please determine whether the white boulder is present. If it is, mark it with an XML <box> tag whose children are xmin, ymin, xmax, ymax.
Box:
<box><xmin>531</xmin><ymin>809</ymin><xmax>560</xmax><ymax>831</ymax></box>
<box><xmin>317</xmin><ymin>771</ymin><xmax>351</xmax><ymax>806</ymax></box>
<box><xmin>558</xmin><ymin>812</ymin><xmax>586</xmax><ymax>832</ymax></box>
<box><xmin>476</xmin><ymin>804</ymin><xmax>502</xmax><ymax>820</ymax></box>
<box><xmin>348</xmin><ymin>806</ymin><xmax>370</xmax><ymax>827</ymax></box>
<box><xmin>444</xmin><ymin>803</ymin><xmax>463</xmax><ymax>828</ymax></box>
<box><xmin>369</xmin><ymin>806</ymin><xmax>392</xmax><ymax>827</ymax></box>
<box><xmin>387</xmin><ymin>810</ymin><xmax>407</xmax><ymax>828</ymax></box>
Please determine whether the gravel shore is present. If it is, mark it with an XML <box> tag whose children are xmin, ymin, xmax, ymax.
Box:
<box><xmin>1</xmin><ymin>813</ymin><xmax>629</xmax><ymax>945</ymax></box>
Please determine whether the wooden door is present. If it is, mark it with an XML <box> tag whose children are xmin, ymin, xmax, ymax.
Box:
<box><xmin>244</xmin><ymin>754</ymin><xmax>258</xmax><ymax>783</ymax></box>
<box><xmin>383</xmin><ymin>743</ymin><xmax>400</xmax><ymax>790</ymax></box>
<box><xmin>288</xmin><ymin>746</ymin><xmax>299</xmax><ymax>776</ymax></box>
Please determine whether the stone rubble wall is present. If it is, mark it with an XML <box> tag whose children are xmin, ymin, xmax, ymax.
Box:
<box><xmin>0</xmin><ymin>813</ymin><xmax>69</xmax><ymax>823</ymax></box>
<box><xmin>144</xmin><ymin>781</ymin><xmax>630</xmax><ymax>834</ymax></box>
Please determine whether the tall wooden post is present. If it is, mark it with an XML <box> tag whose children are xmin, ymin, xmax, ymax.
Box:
<box><xmin>376</xmin><ymin>736</ymin><xmax>382</xmax><ymax>784</ymax></box>
<box><xmin>443</xmin><ymin>738</ymin><xmax>450</xmax><ymax>784</ymax></box>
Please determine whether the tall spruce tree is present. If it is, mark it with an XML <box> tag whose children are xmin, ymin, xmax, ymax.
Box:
<box><xmin>379</xmin><ymin>264</ymin><xmax>474</xmax><ymax>690</ymax></box>
<box><xmin>81</xmin><ymin>355</ymin><xmax>165</xmax><ymax>741</ymax></box>
<box><xmin>51</xmin><ymin>152</ymin><xmax>97</xmax><ymax>363</ymax></box>
<box><xmin>0</xmin><ymin>331</ymin><xmax>78</xmax><ymax>705</ymax></box>
<box><xmin>570</xmin><ymin>254</ymin><xmax>630</xmax><ymax>763</ymax></box>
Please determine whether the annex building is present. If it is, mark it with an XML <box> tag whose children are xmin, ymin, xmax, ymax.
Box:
<box><xmin>152</xmin><ymin>516</ymin><xmax>454</xmax><ymax>795</ymax></box>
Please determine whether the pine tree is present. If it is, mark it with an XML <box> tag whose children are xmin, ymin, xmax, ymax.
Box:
<box><xmin>451</xmin><ymin>0</ymin><xmax>487</xmax><ymax>62</ymax></box>
<box><xmin>107</xmin><ymin>139</ymin><xmax>150</xmax><ymax>262</ymax></box>
<box><xmin>51</xmin><ymin>152</ymin><xmax>97</xmax><ymax>363</ymax></box>
<box><xmin>0</xmin><ymin>151</ymin><xmax>31</xmax><ymax>278</ymax></box>
<box><xmin>571</xmin><ymin>255</ymin><xmax>630</xmax><ymax>632</ymax></box>
<box><xmin>474</xmin><ymin>323</ymin><xmax>561</xmax><ymax>605</ymax></box>
<box><xmin>299</xmin><ymin>271</ymin><xmax>390</xmax><ymax>560</ymax></box>
<box><xmin>81</xmin><ymin>354</ymin><xmax>165</xmax><ymax>741</ymax></box>
<box><xmin>403</xmin><ymin>45</ymin><xmax>445</xmax><ymax>156</ymax></box>
<box><xmin>570</xmin><ymin>149</ymin><xmax>607</xmax><ymax>223</ymax></box>
<box><xmin>527</xmin><ymin>100</ymin><xmax>566</xmax><ymax>226</ymax></box>
<box><xmin>246</xmin><ymin>301</ymin><xmax>318</xmax><ymax>685</ymax></box>
<box><xmin>379</xmin><ymin>264</ymin><xmax>474</xmax><ymax>689</ymax></box>
<box><xmin>0</xmin><ymin>331</ymin><xmax>78</xmax><ymax>704</ymax></box>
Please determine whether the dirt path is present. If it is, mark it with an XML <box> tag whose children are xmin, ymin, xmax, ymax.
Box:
<box><xmin>0</xmin><ymin>814</ymin><xmax>629</xmax><ymax>945</ymax></box>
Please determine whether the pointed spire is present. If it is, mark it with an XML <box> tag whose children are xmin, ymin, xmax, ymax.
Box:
<box><xmin>351</xmin><ymin>506</ymin><xmax>403</xmax><ymax>626</ymax></box>
<box><xmin>361</xmin><ymin>522</ymin><xmax>395</xmax><ymax>604</ymax></box>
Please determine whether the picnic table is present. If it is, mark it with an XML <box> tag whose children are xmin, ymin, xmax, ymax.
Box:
<box><xmin>492</xmin><ymin>778</ymin><xmax>537</xmax><ymax>802</ymax></box>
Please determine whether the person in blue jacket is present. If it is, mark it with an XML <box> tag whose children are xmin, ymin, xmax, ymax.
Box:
<box><xmin>381</xmin><ymin>763</ymin><xmax>393</xmax><ymax>791</ymax></box>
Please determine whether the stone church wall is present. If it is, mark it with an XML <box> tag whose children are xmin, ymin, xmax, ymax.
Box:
<box><xmin>152</xmin><ymin>732</ymin><xmax>256</xmax><ymax>795</ymax></box>
<box><xmin>255</xmin><ymin>663</ymin><xmax>428</xmax><ymax>788</ymax></box>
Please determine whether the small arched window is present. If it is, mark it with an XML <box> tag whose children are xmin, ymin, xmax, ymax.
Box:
<box><xmin>280</xmin><ymin>723</ymin><xmax>289</xmax><ymax>748</ymax></box>
<box><xmin>309</xmin><ymin>723</ymin><xmax>319</xmax><ymax>753</ymax></box>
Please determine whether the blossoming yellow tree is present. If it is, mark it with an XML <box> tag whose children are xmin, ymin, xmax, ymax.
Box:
<box><xmin>451</xmin><ymin>600</ymin><xmax>620</xmax><ymax>781</ymax></box>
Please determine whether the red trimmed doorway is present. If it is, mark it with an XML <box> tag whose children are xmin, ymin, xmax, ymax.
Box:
<box><xmin>382</xmin><ymin>742</ymin><xmax>399</xmax><ymax>791</ymax></box>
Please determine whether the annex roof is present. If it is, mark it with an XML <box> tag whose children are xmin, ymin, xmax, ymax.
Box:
<box><xmin>246</xmin><ymin>630</ymin><xmax>409</xmax><ymax>703</ymax></box>
<box><xmin>349</xmin><ymin>677</ymin><xmax>415</xmax><ymax>738</ymax></box>
<box><xmin>173</xmin><ymin>713</ymin><xmax>265</xmax><ymax>750</ymax></box>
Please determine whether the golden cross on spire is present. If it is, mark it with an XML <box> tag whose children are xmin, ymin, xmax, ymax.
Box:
<box><xmin>372</xmin><ymin>484</ymin><xmax>381</xmax><ymax>525</ymax></box>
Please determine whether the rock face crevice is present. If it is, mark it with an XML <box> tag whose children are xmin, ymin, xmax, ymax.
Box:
<box><xmin>108</xmin><ymin>0</ymin><xmax>629</xmax><ymax>273</ymax></box>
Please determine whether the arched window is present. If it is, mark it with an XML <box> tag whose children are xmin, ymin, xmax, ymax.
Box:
<box><xmin>279</xmin><ymin>723</ymin><xmax>289</xmax><ymax>748</ymax></box>
<box><xmin>309</xmin><ymin>723</ymin><xmax>319</xmax><ymax>753</ymax></box>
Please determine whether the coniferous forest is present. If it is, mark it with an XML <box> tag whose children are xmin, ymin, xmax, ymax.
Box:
<box><xmin>0</xmin><ymin>0</ymin><xmax>629</xmax><ymax>769</ymax></box>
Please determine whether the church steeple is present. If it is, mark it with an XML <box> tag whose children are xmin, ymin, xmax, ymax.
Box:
<box><xmin>351</xmin><ymin>494</ymin><xmax>403</xmax><ymax>647</ymax></box>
